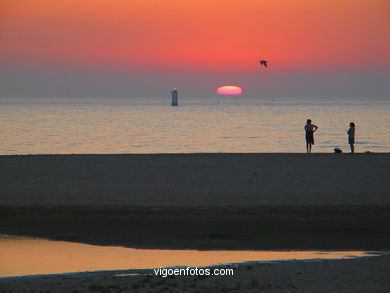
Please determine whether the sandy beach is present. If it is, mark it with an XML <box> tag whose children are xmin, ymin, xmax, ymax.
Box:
<box><xmin>1</xmin><ymin>153</ymin><xmax>390</xmax><ymax>291</ymax></box>
<box><xmin>1</xmin><ymin>153</ymin><xmax>389</xmax><ymax>206</ymax></box>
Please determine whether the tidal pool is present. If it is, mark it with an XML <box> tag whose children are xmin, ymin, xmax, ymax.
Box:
<box><xmin>0</xmin><ymin>235</ymin><xmax>376</xmax><ymax>278</ymax></box>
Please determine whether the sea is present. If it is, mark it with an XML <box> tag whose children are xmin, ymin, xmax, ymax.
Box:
<box><xmin>1</xmin><ymin>97</ymin><xmax>389</xmax><ymax>154</ymax></box>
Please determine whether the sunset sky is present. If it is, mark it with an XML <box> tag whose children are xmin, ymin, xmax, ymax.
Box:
<box><xmin>0</xmin><ymin>0</ymin><xmax>389</xmax><ymax>98</ymax></box>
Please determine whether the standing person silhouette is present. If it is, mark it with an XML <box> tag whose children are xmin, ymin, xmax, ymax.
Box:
<box><xmin>347</xmin><ymin>122</ymin><xmax>355</xmax><ymax>153</ymax></box>
<box><xmin>304</xmin><ymin>119</ymin><xmax>318</xmax><ymax>154</ymax></box>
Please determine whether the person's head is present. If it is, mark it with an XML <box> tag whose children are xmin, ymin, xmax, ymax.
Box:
<box><xmin>307</xmin><ymin>119</ymin><xmax>312</xmax><ymax>124</ymax></box>
<box><xmin>350</xmin><ymin>122</ymin><xmax>355</xmax><ymax>128</ymax></box>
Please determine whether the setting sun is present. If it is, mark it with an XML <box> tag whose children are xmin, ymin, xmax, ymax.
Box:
<box><xmin>217</xmin><ymin>86</ymin><xmax>243</xmax><ymax>95</ymax></box>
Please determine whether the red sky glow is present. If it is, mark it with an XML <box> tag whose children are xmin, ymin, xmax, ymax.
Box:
<box><xmin>0</xmin><ymin>0</ymin><xmax>389</xmax><ymax>98</ymax></box>
<box><xmin>1</xmin><ymin>0</ymin><xmax>389</xmax><ymax>71</ymax></box>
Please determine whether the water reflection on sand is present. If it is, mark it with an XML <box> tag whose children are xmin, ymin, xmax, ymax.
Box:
<box><xmin>0</xmin><ymin>235</ymin><xmax>376</xmax><ymax>278</ymax></box>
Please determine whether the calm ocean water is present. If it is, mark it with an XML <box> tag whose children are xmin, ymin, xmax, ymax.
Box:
<box><xmin>1</xmin><ymin>97</ymin><xmax>389</xmax><ymax>154</ymax></box>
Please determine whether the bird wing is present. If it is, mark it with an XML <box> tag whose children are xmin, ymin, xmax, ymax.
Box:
<box><xmin>259</xmin><ymin>60</ymin><xmax>269</xmax><ymax>67</ymax></box>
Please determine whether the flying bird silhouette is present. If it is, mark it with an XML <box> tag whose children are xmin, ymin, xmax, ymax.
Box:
<box><xmin>259</xmin><ymin>60</ymin><xmax>268</xmax><ymax>68</ymax></box>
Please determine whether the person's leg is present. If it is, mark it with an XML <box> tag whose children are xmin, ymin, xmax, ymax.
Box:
<box><xmin>306</xmin><ymin>143</ymin><xmax>309</xmax><ymax>154</ymax></box>
<box><xmin>309</xmin><ymin>143</ymin><xmax>312</xmax><ymax>154</ymax></box>
<box><xmin>350</xmin><ymin>143</ymin><xmax>354</xmax><ymax>153</ymax></box>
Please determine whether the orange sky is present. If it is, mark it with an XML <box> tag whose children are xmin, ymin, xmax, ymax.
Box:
<box><xmin>1</xmin><ymin>0</ymin><xmax>389</xmax><ymax>71</ymax></box>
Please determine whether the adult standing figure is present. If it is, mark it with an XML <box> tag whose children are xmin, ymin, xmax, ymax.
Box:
<box><xmin>347</xmin><ymin>122</ymin><xmax>355</xmax><ymax>153</ymax></box>
<box><xmin>304</xmin><ymin>119</ymin><xmax>318</xmax><ymax>154</ymax></box>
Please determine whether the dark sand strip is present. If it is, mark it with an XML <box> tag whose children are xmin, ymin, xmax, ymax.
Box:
<box><xmin>1</xmin><ymin>205</ymin><xmax>390</xmax><ymax>250</ymax></box>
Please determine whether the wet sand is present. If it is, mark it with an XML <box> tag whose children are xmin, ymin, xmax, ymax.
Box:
<box><xmin>1</xmin><ymin>205</ymin><xmax>390</xmax><ymax>250</ymax></box>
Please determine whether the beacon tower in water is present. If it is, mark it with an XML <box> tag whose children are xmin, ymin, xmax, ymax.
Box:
<box><xmin>171</xmin><ymin>88</ymin><xmax>178</xmax><ymax>106</ymax></box>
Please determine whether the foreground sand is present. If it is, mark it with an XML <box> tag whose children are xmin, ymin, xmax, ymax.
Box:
<box><xmin>1</xmin><ymin>154</ymin><xmax>389</xmax><ymax>292</ymax></box>
<box><xmin>1</xmin><ymin>255</ymin><xmax>389</xmax><ymax>293</ymax></box>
